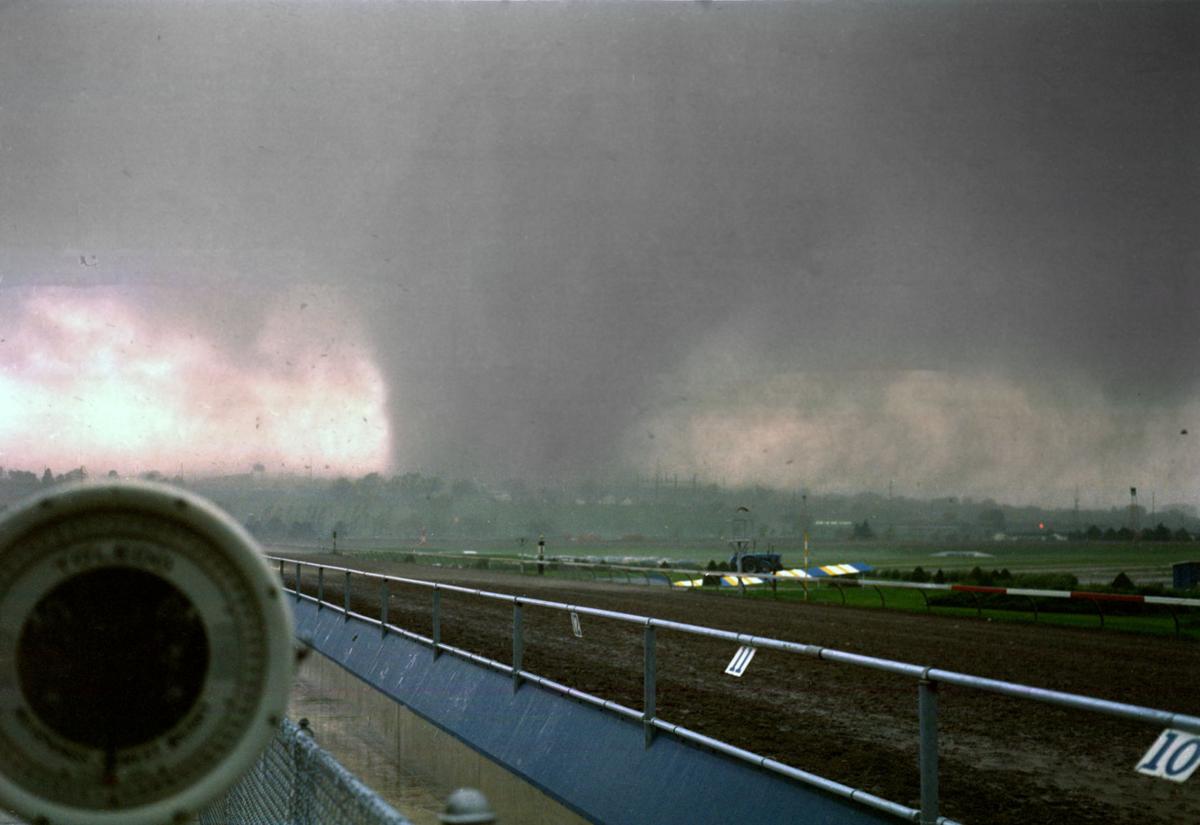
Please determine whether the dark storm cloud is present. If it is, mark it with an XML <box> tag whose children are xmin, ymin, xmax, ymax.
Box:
<box><xmin>1</xmin><ymin>1</ymin><xmax>1197</xmax><ymax>497</ymax></box>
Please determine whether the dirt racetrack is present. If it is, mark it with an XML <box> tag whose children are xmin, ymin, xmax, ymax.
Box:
<box><xmin>286</xmin><ymin>555</ymin><xmax>1200</xmax><ymax>825</ymax></box>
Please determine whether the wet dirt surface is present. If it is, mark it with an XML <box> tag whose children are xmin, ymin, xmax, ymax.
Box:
<box><xmin>289</xmin><ymin>670</ymin><xmax>450</xmax><ymax>825</ymax></box>
<box><xmin>284</xmin><ymin>555</ymin><xmax>1200</xmax><ymax>825</ymax></box>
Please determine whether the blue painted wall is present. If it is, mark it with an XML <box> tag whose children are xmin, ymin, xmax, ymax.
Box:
<box><xmin>292</xmin><ymin>599</ymin><xmax>896</xmax><ymax>825</ymax></box>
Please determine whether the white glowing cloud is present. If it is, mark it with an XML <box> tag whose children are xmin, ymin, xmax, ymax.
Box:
<box><xmin>0</xmin><ymin>286</ymin><xmax>391</xmax><ymax>477</ymax></box>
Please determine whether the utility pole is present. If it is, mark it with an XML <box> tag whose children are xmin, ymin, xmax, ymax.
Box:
<box><xmin>888</xmin><ymin>479</ymin><xmax>894</xmax><ymax>537</ymax></box>
<box><xmin>800</xmin><ymin>493</ymin><xmax>810</xmax><ymax>602</ymax></box>
<box><xmin>802</xmin><ymin>530</ymin><xmax>810</xmax><ymax>603</ymax></box>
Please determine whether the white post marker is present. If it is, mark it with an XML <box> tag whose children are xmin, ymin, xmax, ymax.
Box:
<box><xmin>570</xmin><ymin>611</ymin><xmax>583</xmax><ymax>638</ymax></box>
<box><xmin>1136</xmin><ymin>729</ymin><xmax>1200</xmax><ymax>782</ymax></box>
<box><xmin>725</xmin><ymin>645</ymin><xmax>756</xmax><ymax>677</ymax></box>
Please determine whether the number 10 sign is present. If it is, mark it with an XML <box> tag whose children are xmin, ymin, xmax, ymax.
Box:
<box><xmin>1136</xmin><ymin>730</ymin><xmax>1200</xmax><ymax>782</ymax></box>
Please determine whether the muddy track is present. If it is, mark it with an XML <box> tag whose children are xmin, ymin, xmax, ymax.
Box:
<box><xmin>284</xmin><ymin>556</ymin><xmax>1200</xmax><ymax>825</ymax></box>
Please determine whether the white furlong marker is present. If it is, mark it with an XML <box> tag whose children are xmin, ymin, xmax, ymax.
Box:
<box><xmin>1137</xmin><ymin>729</ymin><xmax>1200</xmax><ymax>783</ymax></box>
<box><xmin>725</xmin><ymin>645</ymin><xmax>757</xmax><ymax>677</ymax></box>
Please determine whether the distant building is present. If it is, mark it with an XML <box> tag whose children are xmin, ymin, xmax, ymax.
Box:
<box><xmin>1002</xmin><ymin>530</ymin><xmax>1067</xmax><ymax>542</ymax></box>
<box><xmin>1172</xmin><ymin>561</ymin><xmax>1200</xmax><ymax>590</ymax></box>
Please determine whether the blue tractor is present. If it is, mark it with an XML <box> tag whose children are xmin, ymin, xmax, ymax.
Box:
<box><xmin>728</xmin><ymin>507</ymin><xmax>783</xmax><ymax>574</ymax></box>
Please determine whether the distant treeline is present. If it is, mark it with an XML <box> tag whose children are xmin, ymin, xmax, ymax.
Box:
<box><xmin>872</xmin><ymin>566</ymin><xmax>1197</xmax><ymax>616</ymax></box>
<box><xmin>3</xmin><ymin>467</ymin><xmax>1199</xmax><ymax>546</ymax></box>
<box><xmin>875</xmin><ymin>566</ymin><xmax>1079</xmax><ymax>591</ymax></box>
<box><xmin>875</xmin><ymin>565</ymin><xmax>1193</xmax><ymax>599</ymax></box>
<box><xmin>1069</xmin><ymin>524</ymin><xmax>1194</xmax><ymax>542</ymax></box>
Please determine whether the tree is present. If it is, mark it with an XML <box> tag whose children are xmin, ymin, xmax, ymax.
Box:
<box><xmin>41</xmin><ymin>468</ymin><xmax>54</xmax><ymax>486</ymax></box>
<box><xmin>853</xmin><ymin>519</ymin><xmax>875</xmax><ymax>540</ymax></box>
<box><xmin>966</xmin><ymin>565</ymin><xmax>994</xmax><ymax>585</ymax></box>
<box><xmin>395</xmin><ymin>472</ymin><xmax>442</xmax><ymax>499</ymax></box>
<box><xmin>978</xmin><ymin>508</ymin><xmax>1006</xmax><ymax>533</ymax></box>
<box><xmin>1174</xmin><ymin>527</ymin><xmax>1193</xmax><ymax>542</ymax></box>
<box><xmin>56</xmin><ymin>467</ymin><xmax>86</xmax><ymax>484</ymax></box>
<box><xmin>1111</xmin><ymin>571</ymin><xmax>1135</xmax><ymax>591</ymax></box>
<box><xmin>1085</xmin><ymin>524</ymin><xmax>1102</xmax><ymax>541</ymax></box>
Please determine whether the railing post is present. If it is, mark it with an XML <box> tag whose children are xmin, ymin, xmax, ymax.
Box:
<box><xmin>432</xmin><ymin>587</ymin><xmax>442</xmax><ymax>659</ymax></box>
<box><xmin>294</xmin><ymin>562</ymin><xmax>301</xmax><ymax>602</ymax></box>
<box><xmin>317</xmin><ymin>567</ymin><xmax>324</xmax><ymax>610</ymax></box>
<box><xmin>643</xmin><ymin>623</ymin><xmax>656</xmax><ymax>748</ymax></box>
<box><xmin>291</xmin><ymin>723</ymin><xmax>314</xmax><ymax>825</ymax></box>
<box><xmin>381</xmin><ymin>580</ymin><xmax>389</xmax><ymax>635</ymax></box>
<box><xmin>918</xmin><ymin>678</ymin><xmax>939</xmax><ymax>825</ymax></box>
<box><xmin>343</xmin><ymin>571</ymin><xmax>351</xmax><ymax>617</ymax></box>
<box><xmin>512</xmin><ymin>601</ymin><xmax>523</xmax><ymax>693</ymax></box>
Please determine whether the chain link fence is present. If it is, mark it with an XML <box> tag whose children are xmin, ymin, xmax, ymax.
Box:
<box><xmin>200</xmin><ymin>718</ymin><xmax>414</xmax><ymax>825</ymax></box>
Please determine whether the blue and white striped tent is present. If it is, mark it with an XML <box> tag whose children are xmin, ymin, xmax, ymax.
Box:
<box><xmin>672</xmin><ymin>562</ymin><xmax>873</xmax><ymax>588</ymax></box>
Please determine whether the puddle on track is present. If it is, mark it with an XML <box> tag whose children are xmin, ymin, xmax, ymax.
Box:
<box><xmin>288</xmin><ymin>671</ymin><xmax>451</xmax><ymax>825</ymax></box>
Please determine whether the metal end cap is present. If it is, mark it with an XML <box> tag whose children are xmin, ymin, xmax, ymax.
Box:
<box><xmin>438</xmin><ymin>788</ymin><xmax>495</xmax><ymax>824</ymax></box>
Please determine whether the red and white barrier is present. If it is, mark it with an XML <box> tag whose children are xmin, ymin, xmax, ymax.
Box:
<box><xmin>854</xmin><ymin>578</ymin><xmax>1200</xmax><ymax>608</ymax></box>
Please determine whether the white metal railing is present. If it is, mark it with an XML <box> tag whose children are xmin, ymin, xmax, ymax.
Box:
<box><xmin>271</xmin><ymin>555</ymin><xmax>1200</xmax><ymax>825</ymax></box>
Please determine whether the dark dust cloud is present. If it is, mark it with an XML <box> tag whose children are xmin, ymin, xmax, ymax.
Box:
<box><xmin>1</xmin><ymin>1</ymin><xmax>1198</xmax><ymax>505</ymax></box>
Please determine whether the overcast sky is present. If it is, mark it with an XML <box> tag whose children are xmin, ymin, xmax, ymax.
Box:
<box><xmin>1</xmin><ymin>1</ymin><xmax>1197</xmax><ymax>506</ymax></box>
